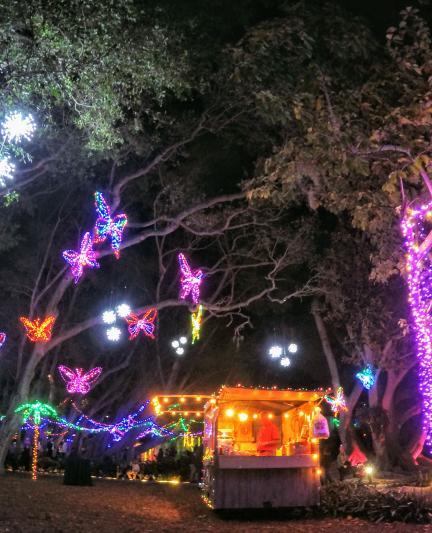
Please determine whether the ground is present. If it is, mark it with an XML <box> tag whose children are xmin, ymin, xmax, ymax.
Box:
<box><xmin>0</xmin><ymin>473</ymin><xmax>430</xmax><ymax>532</ymax></box>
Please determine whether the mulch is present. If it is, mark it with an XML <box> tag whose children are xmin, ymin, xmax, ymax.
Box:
<box><xmin>0</xmin><ymin>473</ymin><xmax>429</xmax><ymax>532</ymax></box>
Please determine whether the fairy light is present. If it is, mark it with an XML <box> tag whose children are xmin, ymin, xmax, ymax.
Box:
<box><xmin>19</xmin><ymin>315</ymin><xmax>56</xmax><ymax>342</ymax></box>
<box><xmin>93</xmin><ymin>192</ymin><xmax>127</xmax><ymax>259</ymax></box>
<box><xmin>178</xmin><ymin>253</ymin><xmax>203</xmax><ymax>305</ymax></box>
<box><xmin>324</xmin><ymin>387</ymin><xmax>348</xmax><ymax>416</ymax></box>
<box><xmin>102</xmin><ymin>310</ymin><xmax>116</xmax><ymax>324</ymax></box>
<box><xmin>58</xmin><ymin>366</ymin><xmax>102</xmax><ymax>394</ymax></box>
<box><xmin>0</xmin><ymin>156</ymin><xmax>15</xmax><ymax>187</ymax></box>
<box><xmin>125</xmin><ymin>308</ymin><xmax>157</xmax><ymax>340</ymax></box>
<box><xmin>32</xmin><ymin>425</ymin><xmax>39</xmax><ymax>480</ymax></box>
<box><xmin>191</xmin><ymin>305</ymin><xmax>203</xmax><ymax>344</ymax></box>
<box><xmin>355</xmin><ymin>364</ymin><xmax>376</xmax><ymax>390</ymax></box>
<box><xmin>2</xmin><ymin>112</ymin><xmax>36</xmax><ymax>142</ymax></box>
<box><xmin>225</xmin><ymin>408</ymin><xmax>234</xmax><ymax>417</ymax></box>
<box><xmin>62</xmin><ymin>232</ymin><xmax>100</xmax><ymax>284</ymax></box>
<box><xmin>116</xmin><ymin>303</ymin><xmax>131</xmax><ymax>318</ymax></box>
<box><xmin>401</xmin><ymin>201</ymin><xmax>432</xmax><ymax>449</ymax></box>
<box><xmin>106</xmin><ymin>326</ymin><xmax>121</xmax><ymax>342</ymax></box>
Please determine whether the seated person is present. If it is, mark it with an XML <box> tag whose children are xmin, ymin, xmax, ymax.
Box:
<box><xmin>256</xmin><ymin>414</ymin><xmax>280</xmax><ymax>456</ymax></box>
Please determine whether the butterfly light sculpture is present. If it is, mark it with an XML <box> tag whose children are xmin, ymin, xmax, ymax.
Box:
<box><xmin>324</xmin><ymin>387</ymin><xmax>348</xmax><ymax>417</ymax></box>
<box><xmin>62</xmin><ymin>232</ymin><xmax>99</xmax><ymax>284</ymax></box>
<box><xmin>125</xmin><ymin>308</ymin><xmax>157</xmax><ymax>340</ymax></box>
<box><xmin>20</xmin><ymin>315</ymin><xmax>56</xmax><ymax>342</ymax></box>
<box><xmin>178</xmin><ymin>253</ymin><xmax>203</xmax><ymax>305</ymax></box>
<box><xmin>0</xmin><ymin>332</ymin><xmax>6</xmax><ymax>349</ymax></box>
<box><xmin>58</xmin><ymin>365</ymin><xmax>103</xmax><ymax>394</ymax></box>
<box><xmin>191</xmin><ymin>305</ymin><xmax>203</xmax><ymax>344</ymax></box>
<box><xmin>93</xmin><ymin>192</ymin><xmax>128</xmax><ymax>259</ymax></box>
<box><xmin>355</xmin><ymin>364</ymin><xmax>376</xmax><ymax>390</ymax></box>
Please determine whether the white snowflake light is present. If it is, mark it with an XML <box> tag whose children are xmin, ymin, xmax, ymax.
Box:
<box><xmin>269</xmin><ymin>345</ymin><xmax>282</xmax><ymax>358</ymax></box>
<box><xmin>106</xmin><ymin>326</ymin><xmax>121</xmax><ymax>342</ymax></box>
<box><xmin>280</xmin><ymin>356</ymin><xmax>291</xmax><ymax>367</ymax></box>
<box><xmin>102</xmin><ymin>310</ymin><xmax>116</xmax><ymax>325</ymax></box>
<box><xmin>179</xmin><ymin>336</ymin><xmax>187</xmax><ymax>345</ymax></box>
<box><xmin>176</xmin><ymin>347</ymin><xmax>185</xmax><ymax>356</ymax></box>
<box><xmin>0</xmin><ymin>156</ymin><xmax>15</xmax><ymax>187</ymax></box>
<box><xmin>288</xmin><ymin>343</ymin><xmax>298</xmax><ymax>354</ymax></box>
<box><xmin>171</xmin><ymin>340</ymin><xmax>180</xmax><ymax>348</ymax></box>
<box><xmin>116</xmin><ymin>303</ymin><xmax>131</xmax><ymax>318</ymax></box>
<box><xmin>2</xmin><ymin>112</ymin><xmax>36</xmax><ymax>143</ymax></box>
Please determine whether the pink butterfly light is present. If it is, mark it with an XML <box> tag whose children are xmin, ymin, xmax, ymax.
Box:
<box><xmin>94</xmin><ymin>192</ymin><xmax>127</xmax><ymax>259</ymax></box>
<box><xmin>178</xmin><ymin>253</ymin><xmax>203</xmax><ymax>305</ymax></box>
<box><xmin>0</xmin><ymin>332</ymin><xmax>6</xmax><ymax>349</ymax></box>
<box><xmin>125</xmin><ymin>308</ymin><xmax>157</xmax><ymax>340</ymax></box>
<box><xmin>58</xmin><ymin>365</ymin><xmax>102</xmax><ymax>395</ymax></box>
<box><xmin>62</xmin><ymin>232</ymin><xmax>99</xmax><ymax>283</ymax></box>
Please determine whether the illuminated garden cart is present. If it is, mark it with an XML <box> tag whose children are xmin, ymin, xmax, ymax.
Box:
<box><xmin>202</xmin><ymin>386</ymin><xmax>327</xmax><ymax>510</ymax></box>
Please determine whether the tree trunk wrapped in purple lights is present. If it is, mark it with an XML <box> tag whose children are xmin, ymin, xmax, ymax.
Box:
<box><xmin>401</xmin><ymin>202</ymin><xmax>432</xmax><ymax>449</ymax></box>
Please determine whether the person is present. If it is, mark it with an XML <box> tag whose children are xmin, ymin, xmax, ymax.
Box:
<box><xmin>127</xmin><ymin>459</ymin><xmax>140</xmax><ymax>480</ymax></box>
<box><xmin>337</xmin><ymin>444</ymin><xmax>350</xmax><ymax>481</ymax></box>
<box><xmin>256</xmin><ymin>414</ymin><xmax>280</xmax><ymax>456</ymax></box>
<box><xmin>47</xmin><ymin>438</ymin><xmax>53</xmax><ymax>458</ymax></box>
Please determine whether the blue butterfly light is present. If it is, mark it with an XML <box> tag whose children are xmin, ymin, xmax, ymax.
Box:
<box><xmin>355</xmin><ymin>364</ymin><xmax>376</xmax><ymax>390</ymax></box>
<box><xmin>93</xmin><ymin>192</ymin><xmax>128</xmax><ymax>259</ymax></box>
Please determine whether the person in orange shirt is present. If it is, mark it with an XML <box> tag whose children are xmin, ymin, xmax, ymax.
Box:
<box><xmin>256</xmin><ymin>414</ymin><xmax>280</xmax><ymax>455</ymax></box>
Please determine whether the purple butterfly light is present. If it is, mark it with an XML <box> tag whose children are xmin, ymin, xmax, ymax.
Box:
<box><xmin>58</xmin><ymin>365</ymin><xmax>102</xmax><ymax>395</ymax></box>
<box><xmin>62</xmin><ymin>232</ymin><xmax>99</xmax><ymax>283</ymax></box>
<box><xmin>178</xmin><ymin>253</ymin><xmax>203</xmax><ymax>305</ymax></box>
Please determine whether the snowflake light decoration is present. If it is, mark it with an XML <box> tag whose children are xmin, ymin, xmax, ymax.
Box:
<box><xmin>178</xmin><ymin>253</ymin><xmax>203</xmax><ymax>305</ymax></box>
<box><xmin>93</xmin><ymin>192</ymin><xmax>128</xmax><ymax>259</ymax></box>
<box><xmin>280</xmin><ymin>356</ymin><xmax>291</xmax><ymax>367</ymax></box>
<box><xmin>116</xmin><ymin>303</ymin><xmax>131</xmax><ymax>318</ymax></box>
<box><xmin>0</xmin><ymin>156</ymin><xmax>15</xmax><ymax>187</ymax></box>
<box><xmin>324</xmin><ymin>387</ymin><xmax>348</xmax><ymax>417</ymax></box>
<box><xmin>106</xmin><ymin>326</ymin><xmax>121</xmax><ymax>342</ymax></box>
<box><xmin>2</xmin><ymin>112</ymin><xmax>36</xmax><ymax>143</ymax></box>
<box><xmin>0</xmin><ymin>332</ymin><xmax>6</xmax><ymax>349</ymax></box>
<box><xmin>355</xmin><ymin>364</ymin><xmax>376</xmax><ymax>390</ymax></box>
<box><xmin>401</xmin><ymin>201</ymin><xmax>432</xmax><ymax>449</ymax></box>
<box><xmin>191</xmin><ymin>305</ymin><xmax>203</xmax><ymax>344</ymax></box>
<box><xmin>102</xmin><ymin>310</ymin><xmax>116</xmax><ymax>324</ymax></box>
<box><xmin>58</xmin><ymin>366</ymin><xmax>102</xmax><ymax>394</ymax></box>
<box><xmin>62</xmin><ymin>232</ymin><xmax>100</xmax><ymax>284</ymax></box>
<box><xmin>20</xmin><ymin>315</ymin><xmax>56</xmax><ymax>343</ymax></box>
<box><xmin>126</xmin><ymin>308</ymin><xmax>157</xmax><ymax>340</ymax></box>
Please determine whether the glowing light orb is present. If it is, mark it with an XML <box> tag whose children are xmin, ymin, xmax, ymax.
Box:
<box><xmin>176</xmin><ymin>347</ymin><xmax>185</xmax><ymax>355</ymax></box>
<box><xmin>171</xmin><ymin>340</ymin><xmax>180</xmax><ymax>348</ymax></box>
<box><xmin>116</xmin><ymin>303</ymin><xmax>131</xmax><ymax>318</ymax></box>
<box><xmin>106</xmin><ymin>326</ymin><xmax>121</xmax><ymax>342</ymax></box>
<box><xmin>179</xmin><ymin>336</ymin><xmax>187</xmax><ymax>345</ymax></box>
<box><xmin>102</xmin><ymin>310</ymin><xmax>116</xmax><ymax>324</ymax></box>
<box><xmin>3</xmin><ymin>112</ymin><xmax>36</xmax><ymax>142</ymax></box>
<box><xmin>269</xmin><ymin>345</ymin><xmax>282</xmax><ymax>358</ymax></box>
<box><xmin>238</xmin><ymin>412</ymin><xmax>248</xmax><ymax>422</ymax></box>
<box><xmin>280</xmin><ymin>356</ymin><xmax>291</xmax><ymax>367</ymax></box>
<box><xmin>288</xmin><ymin>343</ymin><xmax>298</xmax><ymax>354</ymax></box>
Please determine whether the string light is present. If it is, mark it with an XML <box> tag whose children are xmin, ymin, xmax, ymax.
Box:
<box><xmin>191</xmin><ymin>305</ymin><xmax>203</xmax><ymax>344</ymax></box>
<box><xmin>125</xmin><ymin>308</ymin><xmax>157</xmax><ymax>340</ymax></box>
<box><xmin>355</xmin><ymin>364</ymin><xmax>376</xmax><ymax>390</ymax></box>
<box><xmin>102</xmin><ymin>310</ymin><xmax>116</xmax><ymax>324</ymax></box>
<box><xmin>0</xmin><ymin>332</ymin><xmax>6</xmax><ymax>349</ymax></box>
<box><xmin>93</xmin><ymin>192</ymin><xmax>127</xmax><ymax>259</ymax></box>
<box><xmin>324</xmin><ymin>387</ymin><xmax>348</xmax><ymax>417</ymax></box>
<box><xmin>116</xmin><ymin>303</ymin><xmax>131</xmax><ymax>318</ymax></box>
<box><xmin>58</xmin><ymin>366</ymin><xmax>102</xmax><ymax>394</ymax></box>
<box><xmin>62</xmin><ymin>232</ymin><xmax>100</xmax><ymax>284</ymax></box>
<box><xmin>106</xmin><ymin>326</ymin><xmax>121</xmax><ymax>342</ymax></box>
<box><xmin>20</xmin><ymin>315</ymin><xmax>56</xmax><ymax>342</ymax></box>
<box><xmin>401</xmin><ymin>201</ymin><xmax>432</xmax><ymax>449</ymax></box>
<box><xmin>178</xmin><ymin>253</ymin><xmax>203</xmax><ymax>305</ymax></box>
<box><xmin>0</xmin><ymin>156</ymin><xmax>15</xmax><ymax>187</ymax></box>
<box><xmin>2</xmin><ymin>112</ymin><xmax>36</xmax><ymax>142</ymax></box>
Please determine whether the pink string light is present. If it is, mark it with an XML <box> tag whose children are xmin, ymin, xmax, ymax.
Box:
<box><xmin>58</xmin><ymin>366</ymin><xmax>103</xmax><ymax>394</ymax></box>
<box><xmin>401</xmin><ymin>201</ymin><xmax>432</xmax><ymax>448</ymax></box>
<box><xmin>62</xmin><ymin>232</ymin><xmax>99</xmax><ymax>283</ymax></box>
<box><xmin>178</xmin><ymin>253</ymin><xmax>203</xmax><ymax>305</ymax></box>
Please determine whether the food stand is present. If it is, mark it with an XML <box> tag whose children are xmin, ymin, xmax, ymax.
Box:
<box><xmin>202</xmin><ymin>386</ymin><xmax>328</xmax><ymax>509</ymax></box>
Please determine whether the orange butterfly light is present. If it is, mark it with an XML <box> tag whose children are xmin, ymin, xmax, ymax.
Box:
<box><xmin>19</xmin><ymin>315</ymin><xmax>56</xmax><ymax>343</ymax></box>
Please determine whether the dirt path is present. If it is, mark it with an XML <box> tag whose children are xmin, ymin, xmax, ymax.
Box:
<box><xmin>0</xmin><ymin>473</ymin><xmax>429</xmax><ymax>532</ymax></box>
